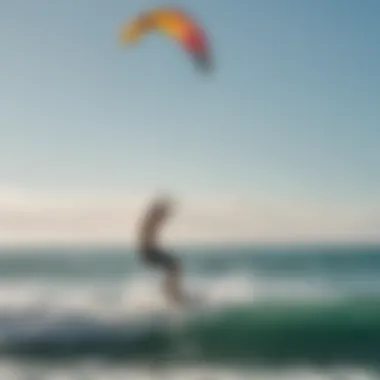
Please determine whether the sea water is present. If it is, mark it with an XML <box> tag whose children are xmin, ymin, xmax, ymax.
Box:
<box><xmin>0</xmin><ymin>244</ymin><xmax>379</xmax><ymax>380</ymax></box>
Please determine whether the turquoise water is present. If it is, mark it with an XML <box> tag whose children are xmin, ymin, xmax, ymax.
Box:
<box><xmin>0</xmin><ymin>244</ymin><xmax>379</xmax><ymax>379</ymax></box>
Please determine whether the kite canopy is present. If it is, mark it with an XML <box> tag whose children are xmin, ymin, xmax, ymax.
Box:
<box><xmin>120</xmin><ymin>7</ymin><xmax>212</xmax><ymax>71</ymax></box>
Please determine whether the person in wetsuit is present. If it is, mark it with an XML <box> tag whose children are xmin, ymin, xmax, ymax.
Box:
<box><xmin>137</xmin><ymin>196</ymin><xmax>186</xmax><ymax>305</ymax></box>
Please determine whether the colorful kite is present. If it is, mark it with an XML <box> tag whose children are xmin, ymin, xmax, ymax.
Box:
<box><xmin>120</xmin><ymin>7</ymin><xmax>212</xmax><ymax>72</ymax></box>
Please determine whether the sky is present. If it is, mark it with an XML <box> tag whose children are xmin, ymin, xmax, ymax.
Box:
<box><xmin>1</xmin><ymin>0</ymin><xmax>380</xmax><ymax>245</ymax></box>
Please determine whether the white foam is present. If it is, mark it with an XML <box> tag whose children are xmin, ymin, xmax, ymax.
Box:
<box><xmin>0</xmin><ymin>360</ymin><xmax>377</xmax><ymax>380</ymax></box>
<box><xmin>0</xmin><ymin>272</ymin><xmax>352</xmax><ymax>322</ymax></box>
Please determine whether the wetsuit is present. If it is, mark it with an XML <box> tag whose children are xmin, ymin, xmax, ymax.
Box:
<box><xmin>138</xmin><ymin>203</ymin><xmax>179</xmax><ymax>272</ymax></box>
<box><xmin>140</xmin><ymin>245</ymin><xmax>179</xmax><ymax>272</ymax></box>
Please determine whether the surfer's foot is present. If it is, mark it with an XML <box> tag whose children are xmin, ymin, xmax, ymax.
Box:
<box><xmin>183</xmin><ymin>293</ymin><xmax>203</xmax><ymax>308</ymax></box>
<box><xmin>165</xmin><ymin>291</ymin><xmax>196</xmax><ymax>307</ymax></box>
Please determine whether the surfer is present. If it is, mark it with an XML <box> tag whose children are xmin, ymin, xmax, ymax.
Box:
<box><xmin>137</xmin><ymin>196</ymin><xmax>186</xmax><ymax>306</ymax></box>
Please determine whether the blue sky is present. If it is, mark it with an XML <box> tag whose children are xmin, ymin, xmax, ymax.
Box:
<box><xmin>1</xmin><ymin>0</ymin><xmax>380</xmax><ymax>232</ymax></box>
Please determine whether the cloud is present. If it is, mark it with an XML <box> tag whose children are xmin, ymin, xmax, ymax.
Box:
<box><xmin>0</xmin><ymin>188</ymin><xmax>378</xmax><ymax>246</ymax></box>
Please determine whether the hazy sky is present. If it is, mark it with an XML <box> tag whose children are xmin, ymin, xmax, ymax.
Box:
<box><xmin>1</xmin><ymin>0</ymin><xmax>379</xmax><ymax>244</ymax></box>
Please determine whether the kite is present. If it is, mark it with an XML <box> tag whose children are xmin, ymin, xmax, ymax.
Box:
<box><xmin>120</xmin><ymin>7</ymin><xmax>212</xmax><ymax>72</ymax></box>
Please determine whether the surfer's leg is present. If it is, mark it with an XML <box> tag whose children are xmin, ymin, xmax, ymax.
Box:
<box><xmin>156</xmin><ymin>250</ymin><xmax>184</xmax><ymax>304</ymax></box>
<box><xmin>143</xmin><ymin>247</ymin><xmax>184</xmax><ymax>305</ymax></box>
<box><xmin>164</xmin><ymin>263</ymin><xmax>184</xmax><ymax>305</ymax></box>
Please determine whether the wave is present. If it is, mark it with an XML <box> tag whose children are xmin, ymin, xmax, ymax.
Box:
<box><xmin>1</xmin><ymin>296</ymin><xmax>380</xmax><ymax>368</ymax></box>
<box><xmin>0</xmin><ymin>271</ymin><xmax>370</xmax><ymax>312</ymax></box>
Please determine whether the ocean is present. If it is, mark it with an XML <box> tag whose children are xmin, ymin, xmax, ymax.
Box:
<box><xmin>0</xmin><ymin>244</ymin><xmax>379</xmax><ymax>380</ymax></box>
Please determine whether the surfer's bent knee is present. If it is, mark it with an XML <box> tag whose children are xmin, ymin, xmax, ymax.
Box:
<box><xmin>140</xmin><ymin>245</ymin><xmax>179</xmax><ymax>273</ymax></box>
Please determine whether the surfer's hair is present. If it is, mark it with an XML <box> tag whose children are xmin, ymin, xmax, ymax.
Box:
<box><xmin>153</xmin><ymin>194</ymin><xmax>174</xmax><ymax>211</ymax></box>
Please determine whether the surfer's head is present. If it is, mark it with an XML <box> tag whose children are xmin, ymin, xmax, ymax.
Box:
<box><xmin>151</xmin><ymin>194</ymin><xmax>175</xmax><ymax>218</ymax></box>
